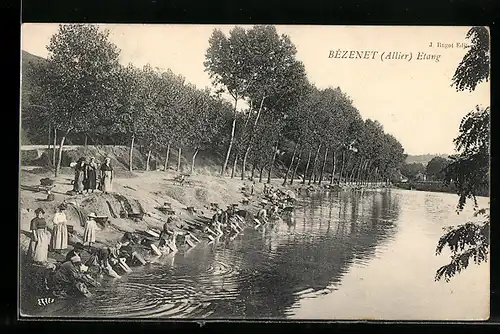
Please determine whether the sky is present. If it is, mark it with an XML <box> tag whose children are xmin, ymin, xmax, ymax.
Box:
<box><xmin>21</xmin><ymin>24</ymin><xmax>490</xmax><ymax>155</ymax></box>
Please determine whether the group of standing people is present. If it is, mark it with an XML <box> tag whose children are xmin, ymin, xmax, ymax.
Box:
<box><xmin>28</xmin><ymin>204</ymin><xmax>100</xmax><ymax>265</ymax></box>
<box><xmin>73</xmin><ymin>156</ymin><xmax>114</xmax><ymax>195</ymax></box>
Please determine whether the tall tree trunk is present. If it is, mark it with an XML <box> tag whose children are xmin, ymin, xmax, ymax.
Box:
<box><xmin>283</xmin><ymin>143</ymin><xmax>298</xmax><ymax>186</ymax></box>
<box><xmin>359</xmin><ymin>161</ymin><xmax>366</xmax><ymax>184</ymax></box>
<box><xmin>259</xmin><ymin>165</ymin><xmax>265</xmax><ymax>183</ymax></box>
<box><xmin>47</xmin><ymin>124</ymin><xmax>51</xmax><ymax>150</ymax></box>
<box><xmin>231</xmin><ymin>154</ymin><xmax>238</xmax><ymax>178</ymax></box>
<box><xmin>236</xmin><ymin>101</ymin><xmax>254</xmax><ymax>180</ymax></box>
<box><xmin>267</xmin><ymin>142</ymin><xmax>278</xmax><ymax>183</ymax></box>
<box><xmin>368</xmin><ymin>162</ymin><xmax>374</xmax><ymax>185</ymax></box>
<box><xmin>243</xmin><ymin>100</ymin><xmax>253</xmax><ymax>129</ymax></box>
<box><xmin>164</xmin><ymin>143</ymin><xmax>171</xmax><ymax>172</ymax></box>
<box><xmin>267</xmin><ymin>143</ymin><xmax>279</xmax><ymax>184</ymax></box>
<box><xmin>251</xmin><ymin>159</ymin><xmax>257</xmax><ymax>181</ymax></box>
<box><xmin>241</xmin><ymin>146</ymin><xmax>251</xmax><ymax>180</ymax></box>
<box><xmin>221</xmin><ymin>97</ymin><xmax>238</xmax><ymax>176</ymax></box>
<box><xmin>340</xmin><ymin>151</ymin><xmax>347</xmax><ymax>184</ymax></box>
<box><xmin>302</xmin><ymin>150</ymin><xmax>312</xmax><ymax>185</ymax></box>
<box><xmin>254</xmin><ymin>96</ymin><xmax>266</xmax><ymax>129</ymax></box>
<box><xmin>84</xmin><ymin>134</ymin><xmax>88</xmax><ymax>147</ymax></box>
<box><xmin>365</xmin><ymin>161</ymin><xmax>370</xmax><ymax>185</ymax></box>
<box><xmin>177</xmin><ymin>147</ymin><xmax>182</xmax><ymax>172</ymax></box>
<box><xmin>364</xmin><ymin>161</ymin><xmax>369</xmax><ymax>184</ymax></box>
<box><xmin>349</xmin><ymin>162</ymin><xmax>356</xmax><ymax>184</ymax></box>
<box><xmin>355</xmin><ymin>159</ymin><xmax>363</xmax><ymax>184</ymax></box>
<box><xmin>369</xmin><ymin>167</ymin><xmax>376</xmax><ymax>185</ymax></box>
<box><xmin>308</xmin><ymin>144</ymin><xmax>322</xmax><ymax>185</ymax></box>
<box><xmin>346</xmin><ymin>159</ymin><xmax>353</xmax><ymax>184</ymax></box>
<box><xmin>240</xmin><ymin>96</ymin><xmax>266</xmax><ymax>179</ymax></box>
<box><xmin>319</xmin><ymin>147</ymin><xmax>329</xmax><ymax>185</ymax></box>
<box><xmin>146</xmin><ymin>149</ymin><xmax>152</xmax><ymax>171</ymax></box>
<box><xmin>362</xmin><ymin>160</ymin><xmax>371</xmax><ymax>185</ymax></box>
<box><xmin>358</xmin><ymin>160</ymin><xmax>368</xmax><ymax>184</ymax></box>
<box><xmin>330</xmin><ymin>150</ymin><xmax>336</xmax><ymax>184</ymax></box>
<box><xmin>347</xmin><ymin>154</ymin><xmax>355</xmax><ymax>184</ymax></box>
<box><xmin>52</xmin><ymin>128</ymin><xmax>57</xmax><ymax>167</ymax></box>
<box><xmin>290</xmin><ymin>150</ymin><xmax>302</xmax><ymax>185</ymax></box>
<box><xmin>55</xmin><ymin>129</ymin><xmax>70</xmax><ymax>178</ymax></box>
<box><xmin>191</xmin><ymin>147</ymin><xmax>199</xmax><ymax>173</ymax></box>
<box><xmin>128</xmin><ymin>134</ymin><xmax>135</xmax><ymax>172</ymax></box>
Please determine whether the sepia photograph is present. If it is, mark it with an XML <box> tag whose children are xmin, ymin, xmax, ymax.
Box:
<box><xmin>19</xmin><ymin>24</ymin><xmax>490</xmax><ymax>320</ymax></box>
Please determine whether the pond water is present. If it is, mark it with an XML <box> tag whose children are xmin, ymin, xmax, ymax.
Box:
<box><xmin>26</xmin><ymin>188</ymin><xmax>489</xmax><ymax>320</ymax></box>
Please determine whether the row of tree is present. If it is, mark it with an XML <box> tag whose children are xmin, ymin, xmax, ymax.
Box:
<box><xmin>204</xmin><ymin>25</ymin><xmax>406</xmax><ymax>185</ymax></box>
<box><xmin>22</xmin><ymin>24</ymin><xmax>407</xmax><ymax>184</ymax></box>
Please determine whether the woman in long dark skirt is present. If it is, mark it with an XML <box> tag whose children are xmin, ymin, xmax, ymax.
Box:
<box><xmin>84</xmin><ymin>157</ymin><xmax>98</xmax><ymax>193</ymax></box>
<box><xmin>74</xmin><ymin>157</ymin><xmax>86</xmax><ymax>194</ymax></box>
<box><xmin>100</xmin><ymin>158</ymin><xmax>113</xmax><ymax>194</ymax></box>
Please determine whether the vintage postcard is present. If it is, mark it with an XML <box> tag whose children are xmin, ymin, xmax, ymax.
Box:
<box><xmin>19</xmin><ymin>24</ymin><xmax>490</xmax><ymax>320</ymax></box>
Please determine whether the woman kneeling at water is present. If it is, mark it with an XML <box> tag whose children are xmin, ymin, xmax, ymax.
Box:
<box><xmin>117</xmin><ymin>239</ymin><xmax>147</xmax><ymax>266</ymax></box>
<box><xmin>254</xmin><ymin>207</ymin><xmax>269</xmax><ymax>228</ymax></box>
<box><xmin>158</xmin><ymin>225</ymin><xmax>181</xmax><ymax>254</ymax></box>
<box><xmin>183</xmin><ymin>232</ymin><xmax>200</xmax><ymax>248</ymax></box>
<box><xmin>47</xmin><ymin>255</ymin><xmax>97</xmax><ymax>298</ymax></box>
<box><xmin>213</xmin><ymin>220</ymin><xmax>224</xmax><ymax>237</ymax></box>
<box><xmin>65</xmin><ymin>242</ymin><xmax>85</xmax><ymax>263</ymax></box>
<box><xmin>86</xmin><ymin>247</ymin><xmax>121</xmax><ymax>279</ymax></box>
<box><xmin>228</xmin><ymin>215</ymin><xmax>243</xmax><ymax>233</ymax></box>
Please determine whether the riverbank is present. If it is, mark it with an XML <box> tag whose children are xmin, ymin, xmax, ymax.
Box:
<box><xmin>391</xmin><ymin>181</ymin><xmax>463</xmax><ymax>196</ymax></box>
<box><xmin>19</xmin><ymin>168</ymin><xmax>254</xmax><ymax>254</ymax></box>
<box><xmin>19</xmin><ymin>168</ymin><xmax>393</xmax><ymax>253</ymax></box>
<box><xmin>19</xmin><ymin>167</ymin><xmax>262</xmax><ymax>313</ymax></box>
<box><xmin>19</xmin><ymin>165</ymin><xmax>397</xmax><ymax>311</ymax></box>
<box><xmin>19</xmin><ymin>167</ymin><xmax>310</xmax><ymax>273</ymax></box>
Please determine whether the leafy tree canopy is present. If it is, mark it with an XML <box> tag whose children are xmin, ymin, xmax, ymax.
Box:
<box><xmin>426</xmin><ymin>156</ymin><xmax>451</xmax><ymax>181</ymax></box>
<box><xmin>451</xmin><ymin>27</ymin><xmax>490</xmax><ymax>92</ymax></box>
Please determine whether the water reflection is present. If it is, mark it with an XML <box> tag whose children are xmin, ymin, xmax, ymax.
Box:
<box><xmin>29</xmin><ymin>189</ymin><xmax>401</xmax><ymax>319</ymax></box>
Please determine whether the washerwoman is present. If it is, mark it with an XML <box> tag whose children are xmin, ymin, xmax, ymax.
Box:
<box><xmin>74</xmin><ymin>157</ymin><xmax>86</xmax><ymax>195</ymax></box>
<box><xmin>29</xmin><ymin>208</ymin><xmax>50</xmax><ymax>264</ymax></box>
<box><xmin>51</xmin><ymin>203</ymin><xmax>68</xmax><ymax>254</ymax></box>
<box><xmin>84</xmin><ymin>157</ymin><xmax>98</xmax><ymax>193</ymax></box>
<box><xmin>84</xmin><ymin>212</ymin><xmax>98</xmax><ymax>247</ymax></box>
<box><xmin>100</xmin><ymin>157</ymin><xmax>113</xmax><ymax>194</ymax></box>
<box><xmin>65</xmin><ymin>242</ymin><xmax>85</xmax><ymax>263</ymax></box>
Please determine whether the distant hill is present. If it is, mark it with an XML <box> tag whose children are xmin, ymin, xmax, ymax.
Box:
<box><xmin>22</xmin><ymin>50</ymin><xmax>46</xmax><ymax>68</ymax></box>
<box><xmin>406</xmin><ymin>154</ymin><xmax>451</xmax><ymax>166</ymax></box>
<box><xmin>21</xmin><ymin>50</ymin><xmax>47</xmax><ymax>101</ymax></box>
<box><xmin>21</xmin><ymin>51</ymin><xmax>48</xmax><ymax>145</ymax></box>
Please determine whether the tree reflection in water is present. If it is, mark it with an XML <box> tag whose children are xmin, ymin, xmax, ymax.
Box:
<box><xmin>211</xmin><ymin>189</ymin><xmax>401</xmax><ymax>318</ymax></box>
<box><xmin>27</xmin><ymin>189</ymin><xmax>402</xmax><ymax>319</ymax></box>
